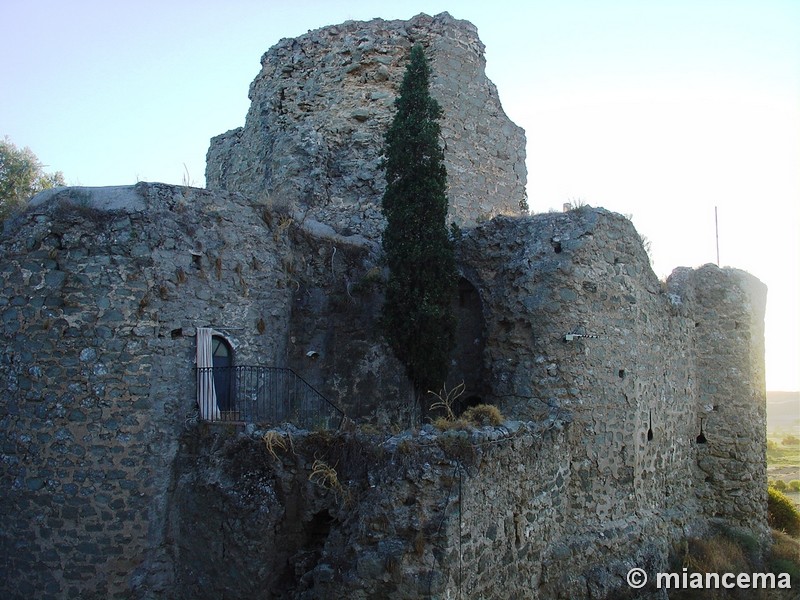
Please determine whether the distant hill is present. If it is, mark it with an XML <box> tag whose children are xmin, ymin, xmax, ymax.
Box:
<box><xmin>767</xmin><ymin>390</ymin><xmax>800</xmax><ymax>434</ymax></box>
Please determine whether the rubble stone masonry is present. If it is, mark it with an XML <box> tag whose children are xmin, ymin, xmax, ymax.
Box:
<box><xmin>0</xmin><ymin>11</ymin><xmax>768</xmax><ymax>600</ymax></box>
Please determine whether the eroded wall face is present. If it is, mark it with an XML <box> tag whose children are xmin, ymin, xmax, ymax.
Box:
<box><xmin>0</xmin><ymin>185</ymin><xmax>769</xmax><ymax>600</ymax></box>
<box><xmin>169</xmin><ymin>421</ymin><xmax>571</xmax><ymax>600</ymax></box>
<box><xmin>0</xmin><ymin>184</ymin><xmax>293</xmax><ymax>598</ymax></box>
<box><xmin>457</xmin><ymin>207</ymin><xmax>770</xmax><ymax>585</ymax></box>
<box><xmin>677</xmin><ymin>265</ymin><xmax>769</xmax><ymax>533</ymax></box>
<box><xmin>206</xmin><ymin>12</ymin><xmax>527</xmax><ymax>238</ymax></box>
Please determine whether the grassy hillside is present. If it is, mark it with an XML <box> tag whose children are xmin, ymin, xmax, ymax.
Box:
<box><xmin>767</xmin><ymin>391</ymin><xmax>800</xmax><ymax>509</ymax></box>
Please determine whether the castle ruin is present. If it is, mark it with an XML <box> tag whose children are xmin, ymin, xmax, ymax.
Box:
<box><xmin>0</xmin><ymin>12</ymin><xmax>768</xmax><ymax>599</ymax></box>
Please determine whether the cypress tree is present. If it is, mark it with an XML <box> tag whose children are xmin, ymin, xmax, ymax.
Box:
<box><xmin>381</xmin><ymin>43</ymin><xmax>457</xmax><ymax>410</ymax></box>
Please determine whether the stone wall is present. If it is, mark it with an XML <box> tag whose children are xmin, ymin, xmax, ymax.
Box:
<box><xmin>0</xmin><ymin>187</ymin><xmax>769</xmax><ymax>598</ymax></box>
<box><xmin>168</xmin><ymin>418</ymin><xmax>574</xmax><ymax>600</ymax></box>
<box><xmin>454</xmin><ymin>207</ymin><xmax>769</xmax><ymax>595</ymax></box>
<box><xmin>0</xmin><ymin>183</ymin><xmax>296</xmax><ymax>598</ymax></box>
<box><xmin>0</xmin><ymin>11</ymin><xmax>771</xmax><ymax>596</ymax></box>
<box><xmin>669</xmin><ymin>265</ymin><xmax>769</xmax><ymax>533</ymax></box>
<box><xmin>206</xmin><ymin>12</ymin><xmax>527</xmax><ymax>238</ymax></box>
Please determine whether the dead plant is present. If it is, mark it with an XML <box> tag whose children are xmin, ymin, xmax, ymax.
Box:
<box><xmin>428</xmin><ymin>381</ymin><xmax>465</xmax><ymax>422</ymax></box>
<box><xmin>262</xmin><ymin>430</ymin><xmax>293</xmax><ymax>460</ymax></box>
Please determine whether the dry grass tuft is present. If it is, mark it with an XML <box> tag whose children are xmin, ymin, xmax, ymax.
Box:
<box><xmin>262</xmin><ymin>430</ymin><xmax>292</xmax><ymax>460</ymax></box>
<box><xmin>432</xmin><ymin>416</ymin><xmax>470</xmax><ymax>431</ymax></box>
<box><xmin>429</xmin><ymin>382</ymin><xmax>465</xmax><ymax>422</ymax></box>
<box><xmin>462</xmin><ymin>404</ymin><xmax>504</xmax><ymax>427</ymax></box>
<box><xmin>309</xmin><ymin>458</ymin><xmax>347</xmax><ymax>499</ymax></box>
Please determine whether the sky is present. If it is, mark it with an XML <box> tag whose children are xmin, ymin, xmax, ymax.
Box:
<box><xmin>2</xmin><ymin>0</ymin><xmax>798</xmax><ymax>391</ymax></box>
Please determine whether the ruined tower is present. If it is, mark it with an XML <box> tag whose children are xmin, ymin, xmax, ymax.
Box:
<box><xmin>206</xmin><ymin>12</ymin><xmax>527</xmax><ymax>238</ymax></box>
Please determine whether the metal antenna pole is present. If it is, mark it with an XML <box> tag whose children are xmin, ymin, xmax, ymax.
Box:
<box><xmin>715</xmin><ymin>206</ymin><xmax>720</xmax><ymax>266</ymax></box>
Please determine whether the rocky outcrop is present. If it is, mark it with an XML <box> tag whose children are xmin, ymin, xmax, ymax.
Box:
<box><xmin>206</xmin><ymin>12</ymin><xmax>527</xmax><ymax>239</ymax></box>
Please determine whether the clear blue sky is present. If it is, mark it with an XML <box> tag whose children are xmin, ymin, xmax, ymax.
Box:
<box><xmin>2</xmin><ymin>0</ymin><xmax>798</xmax><ymax>390</ymax></box>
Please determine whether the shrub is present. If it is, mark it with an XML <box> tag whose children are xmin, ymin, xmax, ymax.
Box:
<box><xmin>789</xmin><ymin>480</ymin><xmax>800</xmax><ymax>492</ymax></box>
<box><xmin>782</xmin><ymin>434</ymin><xmax>800</xmax><ymax>446</ymax></box>
<box><xmin>768</xmin><ymin>487</ymin><xmax>800</xmax><ymax>536</ymax></box>
<box><xmin>671</xmin><ymin>527</ymin><xmax>800</xmax><ymax>599</ymax></box>
<box><xmin>772</xmin><ymin>479</ymin><xmax>788</xmax><ymax>492</ymax></box>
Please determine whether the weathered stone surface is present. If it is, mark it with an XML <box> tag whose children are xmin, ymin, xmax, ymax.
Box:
<box><xmin>0</xmin><ymin>182</ymin><xmax>296</xmax><ymax>598</ymax></box>
<box><xmin>0</xmin><ymin>188</ymin><xmax>769</xmax><ymax>598</ymax></box>
<box><xmin>0</xmin><ymin>11</ymin><xmax>770</xmax><ymax>600</ymax></box>
<box><xmin>206</xmin><ymin>12</ymin><xmax>527</xmax><ymax>239</ymax></box>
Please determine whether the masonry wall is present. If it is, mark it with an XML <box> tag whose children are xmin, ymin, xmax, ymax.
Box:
<box><xmin>168</xmin><ymin>418</ymin><xmax>573</xmax><ymax>600</ymax></box>
<box><xmin>669</xmin><ymin>265</ymin><xmax>769</xmax><ymax>534</ymax></box>
<box><xmin>0</xmin><ymin>183</ymin><xmax>295</xmax><ymax>598</ymax></box>
<box><xmin>206</xmin><ymin>12</ymin><xmax>527</xmax><ymax>238</ymax></box>
<box><xmin>456</xmin><ymin>207</ymin><xmax>770</xmax><ymax>595</ymax></box>
<box><xmin>0</xmin><ymin>189</ymin><xmax>769</xmax><ymax>598</ymax></box>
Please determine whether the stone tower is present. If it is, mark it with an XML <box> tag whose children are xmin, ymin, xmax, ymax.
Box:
<box><xmin>206</xmin><ymin>12</ymin><xmax>527</xmax><ymax>239</ymax></box>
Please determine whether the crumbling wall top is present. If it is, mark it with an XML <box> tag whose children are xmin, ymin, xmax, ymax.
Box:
<box><xmin>206</xmin><ymin>12</ymin><xmax>527</xmax><ymax>239</ymax></box>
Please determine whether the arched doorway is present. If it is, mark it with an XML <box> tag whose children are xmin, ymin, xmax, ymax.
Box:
<box><xmin>212</xmin><ymin>335</ymin><xmax>234</xmax><ymax>412</ymax></box>
<box><xmin>448</xmin><ymin>278</ymin><xmax>487</xmax><ymax>411</ymax></box>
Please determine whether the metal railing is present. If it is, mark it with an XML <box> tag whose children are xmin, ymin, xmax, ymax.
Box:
<box><xmin>195</xmin><ymin>365</ymin><xmax>345</xmax><ymax>430</ymax></box>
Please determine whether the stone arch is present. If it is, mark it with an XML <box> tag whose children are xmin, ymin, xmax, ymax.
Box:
<box><xmin>448</xmin><ymin>277</ymin><xmax>487</xmax><ymax>412</ymax></box>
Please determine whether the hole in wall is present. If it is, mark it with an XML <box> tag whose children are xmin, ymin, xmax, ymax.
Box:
<box><xmin>695</xmin><ymin>322</ymin><xmax>701</xmax><ymax>328</ymax></box>
<box><xmin>696</xmin><ymin>419</ymin><xmax>707</xmax><ymax>444</ymax></box>
<box><xmin>455</xmin><ymin>395</ymin><xmax>483</xmax><ymax>416</ymax></box>
<box><xmin>618</xmin><ymin>369</ymin><xmax>625</xmax><ymax>379</ymax></box>
<box><xmin>170</xmin><ymin>328</ymin><xmax>183</xmax><ymax>339</ymax></box>
<box><xmin>552</xmin><ymin>241</ymin><xmax>562</xmax><ymax>254</ymax></box>
<box><xmin>305</xmin><ymin>510</ymin><xmax>335</xmax><ymax>542</ymax></box>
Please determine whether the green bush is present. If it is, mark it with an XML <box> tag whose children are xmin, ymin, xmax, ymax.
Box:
<box><xmin>782</xmin><ymin>434</ymin><xmax>800</xmax><ymax>446</ymax></box>
<box><xmin>789</xmin><ymin>480</ymin><xmax>800</xmax><ymax>492</ymax></box>
<box><xmin>768</xmin><ymin>487</ymin><xmax>800</xmax><ymax>537</ymax></box>
<box><xmin>772</xmin><ymin>479</ymin><xmax>788</xmax><ymax>492</ymax></box>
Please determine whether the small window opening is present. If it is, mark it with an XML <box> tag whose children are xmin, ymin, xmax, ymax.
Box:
<box><xmin>647</xmin><ymin>411</ymin><xmax>653</xmax><ymax>442</ymax></box>
<box><xmin>171</xmin><ymin>328</ymin><xmax>183</xmax><ymax>339</ymax></box>
<box><xmin>696</xmin><ymin>419</ymin><xmax>707</xmax><ymax>444</ymax></box>
<box><xmin>618</xmin><ymin>369</ymin><xmax>626</xmax><ymax>379</ymax></box>
<box><xmin>552</xmin><ymin>241</ymin><xmax>563</xmax><ymax>254</ymax></box>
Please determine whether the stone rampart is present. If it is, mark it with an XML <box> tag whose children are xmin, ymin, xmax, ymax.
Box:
<box><xmin>0</xmin><ymin>11</ymin><xmax>770</xmax><ymax>599</ymax></box>
<box><xmin>0</xmin><ymin>183</ymin><xmax>295</xmax><ymax>597</ymax></box>
<box><xmin>206</xmin><ymin>12</ymin><xmax>527</xmax><ymax>238</ymax></box>
<box><xmin>0</xmin><ymin>187</ymin><xmax>769</xmax><ymax>599</ymax></box>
